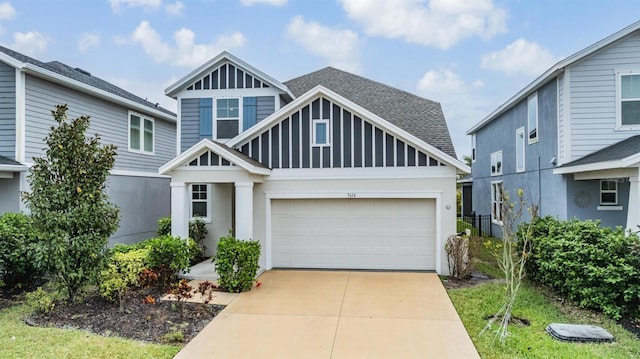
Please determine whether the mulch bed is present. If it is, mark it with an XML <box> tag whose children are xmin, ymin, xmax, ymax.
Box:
<box><xmin>441</xmin><ymin>272</ymin><xmax>498</xmax><ymax>289</ymax></box>
<box><xmin>24</xmin><ymin>287</ymin><xmax>224</xmax><ymax>344</ymax></box>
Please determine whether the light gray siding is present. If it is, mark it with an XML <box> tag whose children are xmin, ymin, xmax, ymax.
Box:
<box><xmin>107</xmin><ymin>175</ymin><xmax>170</xmax><ymax>245</ymax></box>
<box><xmin>472</xmin><ymin>79</ymin><xmax>566</xmax><ymax>234</ymax></box>
<box><xmin>24</xmin><ymin>75</ymin><xmax>176</xmax><ymax>172</ymax></box>
<box><xmin>568</xmin><ymin>32</ymin><xmax>640</xmax><ymax>160</ymax></box>
<box><xmin>181</xmin><ymin>98</ymin><xmax>200</xmax><ymax>152</ymax></box>
<box><xmin>0</xmin><ymin>62</ymin><xmax>15</xmax><ymax>159</ymax></box>
<box><xmin>0</xmin><ymin>176</ymin><xmax>20</xmax><ymax>213</ymax></box>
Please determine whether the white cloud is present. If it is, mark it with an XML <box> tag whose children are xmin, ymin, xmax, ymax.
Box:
<box><xmin>109</xmin><ymin>75</ymin><xmax>178</xmax><ymax>113</ymax></box>
<box><xmin>131</xmin><ymin>21</ymin><xmax>246</xmax><ymax>67</ymax></box>
<box><xmin>240</xmin><ymin>0</ymin><xmax>287</xmax><ymax>6</ymax></box>
<box><xmin>165</xmin><ymin>1</ymin><xmax>184</xmax><ymax>16</ymax></box>
<box><xmin>481</xmin><ymin>38</ymin><xmax>558</xmax><ymax>77</ymax></box>
<box><xmin>286</xmin><ymin>15</ymin><xmax>362</xmax><ymax>74</ymax></box>
<box><xmin>417</xmin><ymin>69</ymin><xmax>491</xmax><ymax>159</ymax></box>
<box><xmin>11</xmin><ymin>31</ymin><xmax>48</xmax><ymax>56</ymax></box>
<box><xmin>78</xmin><ymin>32</ymin><xmax>100</xmax><ymax>52</ymax></box>
<box><xmin>109</xmin><ymin>0</ymin><xmax>162</xmax><ymax>12</ymax></box>
<box><xmin>339</xmin><ymin>0</ymin><xmax>507</xmax><ymax>49</ymax></box>
<box><xmin>0</xmin><ymin>2</ymin><xmax>15</xmax><ymax>20</ymax></box>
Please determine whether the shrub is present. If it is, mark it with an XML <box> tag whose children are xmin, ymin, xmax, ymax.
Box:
<box><xmin>157</xmin><ymin>216</ymin><xmax>171</xmax><ymax>236</ymax></box>
<box><xmin>99</xmin><ymin>248</ymin><xmax>149</xmax><ymax>303</ymax></box>
<box><xmin>25</xmin><ymin>287</ymin><xmax>61</xmax><ymax>314</ymax></box>
<box><xmin>0</xmin><ymin>213</ymin><xmax>46</xmax><ymax>288</ymax></box>
<box><xmin>214</xmin><ymin>233</ymin><xmax>260</xmax><ymax>293</ymax></box>
<box><xmin>156</xmin><ymin>216</ymin><xmax>208</xmax><ymax>260</ymax></box>
<box><xmin>445</xmin><ymin>233</ymin><xmax>472</xmax><ymax>280</ymax></box>
<box><xmin>521</xmin><ymin>216</ymin><xmax>640</xmax><ymax>320</ymax></box>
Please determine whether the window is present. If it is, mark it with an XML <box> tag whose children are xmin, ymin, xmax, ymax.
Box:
<box><xmin>191</xmin><ymin>184</ymin><xmax>210</xmax><ymax>220</ymax></box>
<box><xmin>527</xmin><ymin>93</ymin><xmax>538</xmax><ymax>143</ymax></box>
<box><xmin>490</xmin><ymin>151</ymin><xmax>502</xmax><ymax>176</ymax></box>
<box><xmin>129</xmin><ymin>112</ymin><xmax>154</xmax><ymax>154</ymax></box>
<box><xmin>491</xmin><ymin>181</ymin><xmax>504</xmax><ymax>223</ymax></box>
<box><xmin>216</xmin><ymin>98</ymin><xmax>239</xmax><ymax>139</ymax></box>
<box><xmin>600</xmin><ymin>180</ymin><xmax>618</xmax><ymax>205</ymax></box>
<box><xmin>471</xmin><ymin>134</ymin><xmax>476</xmax><ymax>162</ymax></box>
<box><xmin>312</xmin><ymin>119</ymin><xmax>330</xmax><ymax>146</ymax></box>
<box><xmin>516</xmin><ymin>127</ymin><xmax>525</xmax><ymax>172</ymax></box>
<box><xmin>619</xmin><ymin>72</ymin><xmax>640</xmax><ymax>127</ymax></box>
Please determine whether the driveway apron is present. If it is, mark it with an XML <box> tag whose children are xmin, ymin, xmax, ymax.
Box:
<box><xmin>173</xmin><ymin>270</ymin><xmax>479</xmax><ymax>359</ymax></box>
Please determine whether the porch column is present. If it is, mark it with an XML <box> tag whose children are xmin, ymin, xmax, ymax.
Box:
<box><xmin>171</xmin><ymin>182</ymin><xmax>189</xmax><ymax>238</ymax></box>
<box><xmin>235</xmin><ymin>181</ymin><xmax>254</xmax><ymax>240</ymax></box>
<box><xmin>626</xmin><ymin>168</ymin><xmax>640</xmax><ymax>232</ymax></box>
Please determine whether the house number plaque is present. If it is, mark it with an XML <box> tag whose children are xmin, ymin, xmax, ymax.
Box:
<box><xmin>347</xmin><ymin>193</ymin><xmax>356</xmax><ymax>198</ymax></box>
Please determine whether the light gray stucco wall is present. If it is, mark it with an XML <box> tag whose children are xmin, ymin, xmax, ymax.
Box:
<box><xmin>106</xmin><ymin>175</ymin><xmax>171</xmax><ymax>246</ymax></box>
<box><xmin>0</xmin><ymin>176</ymin><xmax>20</xmax><ymax>213</ymax></box>
<box><xmin>566</xmin><ymin>177</ymin><xmax>629</xmax><ymax>228</ymax></box>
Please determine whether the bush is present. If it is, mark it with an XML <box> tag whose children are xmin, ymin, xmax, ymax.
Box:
<box><xmin>0</xmin><ymin>213</ymin><xmax>46</xmax><ymax>288</ymax></box>
<box><xmin>214</xmin><ymin>233</ymin><xmax>260</xmax><ymax>293</ymax></box>
<box><xmin>157</xmin><ymin>216</ymin><xmax>171</xmax><ymax>236</ymax></box>
<box><xmin>156</xmin><ymin>216</ymin><xmax>208</xmax><ymax>260</ymax></box>
<box><xmin>521</xmin><ymin>216</ymin><xmax>640</xmax><ymax>319</ymax></box>
<box><xmin>99</xmin><ymin>248</ymin><xmax>149</xmax><ymax>303</ymax></box>
<box><xmin>25</xmin><ymin>287</ymin><xmax>61</xmax><ymax>314</ymax></box>
<box><xmin>445</xmin><ymin>233</ymin><xmax>472</xmax><ymax>280</ymax></box>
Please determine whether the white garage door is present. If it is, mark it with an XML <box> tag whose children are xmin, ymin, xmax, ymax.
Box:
<box><xmin>271</xmin><ymin>198</ymin><xmax>436</xmax><ymax>270</ymax></box>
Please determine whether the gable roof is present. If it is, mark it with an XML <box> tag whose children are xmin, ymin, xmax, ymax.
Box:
<box><xmin>284</xmin><ymin>67</ymin><xmax>456</xmax><ymax>159</ymax></box>
<box><xmin>0</xmin><ymin>45</ymin><xmax>176</xmax><ymax>122</ymax></box>
<box><xmin>554</xmin><ymin>135</ymin><xmax>640</xmax><ymax>174</ymax></box>
<box><xmin>227</xmin><ymin>85</ymin><xmax>469</xmax><ymax>174</ymax></box>
<box><xmin>0</xmin><ymin>154</ymin><xmax>26</xmax><ymax>172</ymax></box>
<box><xmin>164</xmin><ymin>51</ymin><xmax>294</xmax><ymax>99</ymax></box>
<box><xmin>159</xmin><ymin>138</ymin><xmax>271</xmax><ymax>175</ymax></box>
<box><xmin>467</xmin><ymin>20</ymin><xmax>640</xmax><ymax>135</ymax></box>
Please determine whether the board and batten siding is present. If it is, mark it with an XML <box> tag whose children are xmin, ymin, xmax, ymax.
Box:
<box><xmin>0</xmin><ymin>61</ymin><xmax>16</xmax><ymax>159</ymax></box>
<box><xmin>235</xmin><ymin>96</ymin><xmax>445</xmax><ymax>169</ymax></box>
<box><xmin>568</xmin><ymin>31</ymin><xmax>640</xmax><ymax>161</ymax></box>
<box><xmin>24</xmin><ymin>75</ymin><xmax>176</xmax><ymax>172</ymax></box>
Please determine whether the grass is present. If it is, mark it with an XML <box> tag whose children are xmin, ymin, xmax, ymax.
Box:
<box><xmin>456</xmin><ymin>219</ymin><xmax>481</xmax><ymax>237</ymax></box>
<box><xmin>448</xmin><ymin>236</ymin><xmax>640</xmax><ymax>358</ymax></box>
<box><xmin>0</xmin><ymin>304</ymin><xmax>180</xmax><ymax>359</ymax></box>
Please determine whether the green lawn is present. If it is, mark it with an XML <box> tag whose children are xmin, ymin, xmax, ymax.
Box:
<box><xmin>448</xmin><ymin>237</ymin><xmax>640</xmax><ymax>358</ymax></box>
<box><xmin>0</xmin><ymin>304</ymin><xmax>180</xmax><ymax>359</ymax></box>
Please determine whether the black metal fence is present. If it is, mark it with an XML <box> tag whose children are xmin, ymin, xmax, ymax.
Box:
<box><xmin>457</xmin><ymin>214</ymin><xmax>493</xmax><ymax>237</ymax></box>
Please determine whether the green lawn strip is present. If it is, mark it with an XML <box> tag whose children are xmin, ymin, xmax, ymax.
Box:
<box><xmin>0</xmin><ymin>304</ymin><xmax>180</xmax><ymax>359</ymax></box>
<box><xmin>449</xmin><ymin>281</ymin><xmax>640</xmax><ymax>358</ymax></box>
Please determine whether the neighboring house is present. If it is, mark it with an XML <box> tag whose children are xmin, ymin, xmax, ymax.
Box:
<box><xmin>466</xmin><ymin>20</ymin><xmax>640</xmax><ymax>235</ymax></box>
<box><xmin>0</xmin><ymin>46</ymin><xmax>177</xmax><ymax>244</ymax></box>
<box><xmin>160</xmin><ymin>52</ymin><xmax>468</xmax><ymax>275</ymax></box>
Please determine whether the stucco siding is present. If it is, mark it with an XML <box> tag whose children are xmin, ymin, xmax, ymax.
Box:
<box><xmin>0</xmin><ymin>176</ymin><xmax>20</xmax><ymax>213</ymax></box>
<box><xmin>24</xmin><ymin>75</ymin><xmax>175</xmax><ymax>172</ymax></box>
<box><xmin>0</xmin><ymin>62</ymin><xmax>15</xmax><ymax>159</ymax></box>
<box><xmin>568</xmin><ymin>32</ymin><xmax>640</xmax><ymax>160</ymax></box>
<box><xmin>566</xmin><ymin>178</ymin><xmax>629</xmax><ymax>228</ymax></box>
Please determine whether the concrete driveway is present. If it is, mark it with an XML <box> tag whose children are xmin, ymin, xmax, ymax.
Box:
<box><xmin>174</xmin><ymin>270</ymin><xmax>479</xmax><ymax>359</ymax></box>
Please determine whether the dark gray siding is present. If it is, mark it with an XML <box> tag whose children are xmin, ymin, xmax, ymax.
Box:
<box><xmin>236</xmin><ymin>96</ymin><xmax>445</xmax><ymax>169</ymax></box>
<box><xmin>256</xmin><ymin>96</ymin><xmax>275</xmax><ymax>122</ymax></box>
<box><xmin>185</xmin><ymin>62</ymin><xmax>271</xmax><ymax>91</ymax></box>
<box><xmin>24</xmin><ymin>75</ymin><xmax>176</xmax><ymax>172</ymax></box>
<box><xmin>181</xmin><ymin>98</ymin><xmax>199</xmax><ymax>152</ymax></box>
<box><xmin>0</xmin><ymin>62</ymin><xmax>15</xmax><ymax>158</ymax></box>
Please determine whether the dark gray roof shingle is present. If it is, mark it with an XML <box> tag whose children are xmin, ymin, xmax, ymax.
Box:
<box><xmin>0</xmin><ymin>154</ymin><xmax>24</xmax><ymax>166</ymax></box>
<box><xmin>284</xmin><ymin>67</ymin><xmax>456</xmax><ymax>158</ymax></box>
<box><xmin>0</xmin><ymin>45</ymin><xmax>175</xmax><ymax>117</ymax></box>
<box><xmin>563</xmin><ymin>135</ymin><xmax>640</xmax><ymax>167</ymax></box>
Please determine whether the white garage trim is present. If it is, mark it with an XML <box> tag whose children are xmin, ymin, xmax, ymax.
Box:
<box><xmin>264</xmin><ymin>191</ymin><xmax>442</xmax><ymax>272</ymax></box>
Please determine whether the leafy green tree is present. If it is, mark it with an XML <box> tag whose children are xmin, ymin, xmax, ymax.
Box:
<box><xmin>22</xmin><ymin>104</ymin><xmax>120</xmax><ymax>299</ymax></box>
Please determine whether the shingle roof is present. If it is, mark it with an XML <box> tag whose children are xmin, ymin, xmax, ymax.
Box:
<box><xmin>284</xmin><ymin>67</ymin><xmax>456</xmax><ymax>159</ymax></box>
<box><xmin>562</xmin><ymin>135</ymin><xmax>640</xmax><ymax>167</ymax></box>
<box><xmin>0</xmin><ymin>45</ymin><xmax>175</xmax><ymax>117</ymax></box>
<box><xmin>0</xmin><ymin>154</ymin><xmax>24</xmax><ymax>166</ymax></box>
<box><xmin>213</xmin><ymin>141</ymin><xmax>270</xmax><ymax>169</ymax></box>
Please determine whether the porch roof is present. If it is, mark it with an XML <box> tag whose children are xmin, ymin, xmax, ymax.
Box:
<box><xmin>553</xmin><ymin>135</ymin><xmax>640</xmax><ymax>175</ymax></box>
<box><xmin>159</xmin><ymin>139</ymin><xmax>271</xmax><ymax>176</ymax></box>
<box><xmin>0</xmin><ymin>155</ymin><xmax>27</xmax><ymax>172</ymax></box>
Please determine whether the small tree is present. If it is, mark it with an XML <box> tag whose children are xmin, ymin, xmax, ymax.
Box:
<box><xmin>480</xmin><ymin>188</ymin><xmax>536</xmax><ymax>344</ymax></box>
<box><xmin>22</xmin><ymin>104</ymin><xmax>119</xmax><ymax>299</ymax></box>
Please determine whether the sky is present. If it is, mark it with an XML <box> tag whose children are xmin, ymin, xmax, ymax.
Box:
<box><xmin>1</xmin><ymin>0</ymin><xmax>639</xmax><ymax>160</ymax></box>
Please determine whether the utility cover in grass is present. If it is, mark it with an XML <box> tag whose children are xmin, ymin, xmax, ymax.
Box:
<box><xmin>546</xmin><ymin>323</ymin><xmax>614</xmax><ymax>343</ymax></box>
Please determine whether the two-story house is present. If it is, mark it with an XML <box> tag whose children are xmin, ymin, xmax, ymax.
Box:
<box><xmin>0</xmin><ymin>46</ymin><xmax>176</xmax><ymax>244</ymax></box>
<box><xmin>159</xmin><ymin>52</ymin><xmax>469</xmax><ymax>275</ymax></box>
<box><xmin>467</xmin><ymin>20</ymin><xmax>640</xmax><ymax>235</ymax></box>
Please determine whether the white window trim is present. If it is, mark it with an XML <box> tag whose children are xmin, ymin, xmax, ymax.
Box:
<box><xmin>490</xmin><ymin>150</ymin><xmax>502</xmax><ymax>176</ymax></box>
<box><xmin>312</xmin><ymin>118</ymin><xmax>331</xmax><ymax>146</ymax></box>
<box><xmin>215</xmin><ymin>97</ymin><xmax>241</xmax><ymax>140</ymax></box>
<box><xmin>516</xmin><ymin>127</ymin><xmax>525</xmax><ymax>173</ymax></box>
<box><xmin>189</xmin><ymin>183</ymin><xmax>212</xmax><ymax>223</ymax></box>
<box><xmin>128</xmin><ymin>111</ymin><xmax>155</xmax><ymax>155</ymax></box>
<box><xmin>599</xmin><ymin>179</ymin><xmax>618</xmax><ymax>206</ymax></box>
<box><xmin>471</xmin><ymin>134</ymin><xmax>476</xmax><ymax>162</ymax></box>
<box><xmin>615</xmin><ymin>70</ymin><xmax>640</xmax><ymax>130</ymax></box>
<box><xmin>491</xmin><ymin>181</ymin><xmax>504</xmax><ymax>224</ymax></box>
<box><xmin>527</xmin><ymin>92</ymin><xmax>538</xmax><ymax>144</ymax></box>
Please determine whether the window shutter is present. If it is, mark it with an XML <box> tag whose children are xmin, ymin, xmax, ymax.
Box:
<box><xmin>199</xmin><ymin>98</ymin><xmax>212</xmax><ymax>139</ymax></box>
<box><xmin>243</xmin><ymin>97</ymin><xmax>257</xmax><ymax>130</ymax></box>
